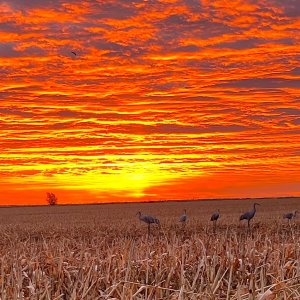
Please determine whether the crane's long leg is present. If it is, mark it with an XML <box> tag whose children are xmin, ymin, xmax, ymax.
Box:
<box><xmin>247</xmin><ymin>219</ymin><xmax>250</xmax><ymax>231</ymax></box>
<box><xmin>213</xmin><ymin>220</ymin><xmax>216</xmax><ymax>233</ymax></box>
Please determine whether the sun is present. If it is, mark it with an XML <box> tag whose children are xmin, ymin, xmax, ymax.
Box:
<box><xmin>32</xmin><ymin>158</ymin><xmax>180</xmax><ymax>200</ymax></box>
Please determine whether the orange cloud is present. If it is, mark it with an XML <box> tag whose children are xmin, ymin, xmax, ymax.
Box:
<box><xmin>0</xmin><ymin>0</ymin><xmax>299</xmax><ymax>205</ymax></box>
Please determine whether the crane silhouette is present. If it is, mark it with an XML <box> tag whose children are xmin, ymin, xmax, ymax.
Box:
<box><xmin>179</xmin><ymin>209</ymin><xmax>187</xmax><ymax>225</ymax></box>
<box><xmin>210</xmin><ymin>209</ymin><xmax>220</xmax><ymax>232</ymax></box>
<box><xmin>283</xmin><ymin>210</ymin><xmax>298</xmax><ymax>222</ymax></box>
<box><xmin>240</xmin><ymin>203</ymin><xmax>260</xmax><ymax>229</ymax></box>
<box><xmin>137</xmin><ymin>211</ymin><xmax>160</xmax><ymax>235</ymax></box>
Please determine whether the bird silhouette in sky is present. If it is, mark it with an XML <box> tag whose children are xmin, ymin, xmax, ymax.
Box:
<box><xmin>71</xmin><ymin>51</ymin><xmax>77</xmax><ymax>56</ymax></box>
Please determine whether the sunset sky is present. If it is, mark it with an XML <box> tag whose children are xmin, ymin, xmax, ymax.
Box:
<box><xmin>0</xmin><ymin>0</ymin><xmax>299</xmax><ymax>205</ymax></box>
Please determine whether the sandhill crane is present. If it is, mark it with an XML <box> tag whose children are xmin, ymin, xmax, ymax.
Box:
<box><xmin>179</xmin><ymin>209</ymin><xmax>187</xmax><ymax>225</ymax></box>
<box><xmin>240</xmin><ymin>203</ymin><xmax>260</xmax><ymax>229</ymax></box>
<box><xmin>71</xmin><ymin>51</ymin><xmax>77</xmax><ymax>56</ymax></box>
<box><xmin>137</xmin><ymin>211</ymin><xmax>160</xmax><ymax>235</ymax></box>
<box><xmin>283</xmin><ymin>210</ymin><xmax>298</xmax><ymax>222</ymax></box>
<box><xmin>210</xmin><ymin>209</ymin><xmax>220</xmax><ymax>232</ymax></box>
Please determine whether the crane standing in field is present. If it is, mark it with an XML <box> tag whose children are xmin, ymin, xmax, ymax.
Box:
<box><xmin>210</xmin><ymin>209</ymin><xmax>220</xmax><ymax>233</ymax></box>
<box><xmin>137</xmin><ymin>211</ymin><xmax>160</xmax><ymax>235</ymax></box>
<box><xmin>240</xmin><ymin>203</ymin><xmax>260</xmax><ymax>229</ymax></box>
<box><xmin>179</xmin><ymin>209</ymin><xmax>187</xmax><ymax>226</ymax></box>
<box><xmin>283</xmin><ymin>210</ymin><xmax>298</xmax><ymax>222</ymax></box>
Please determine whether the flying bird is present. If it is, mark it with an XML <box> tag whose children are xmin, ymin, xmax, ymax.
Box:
<box><xmin>240</xmin><ymin>203</ymin><xmax>260</xmax><ymax>229</ymax></box>
<box><xmin>71</xmin><ymin>51</ymin><xmax>77</xmax><ymax>56</ymax></box>
<box><xmin>210</xmin><ymin>209</ymin><xmax>220</xmax><ymax>232</ymax></box>
<box><xmin>283</xmin><ymin>210</ymin><xmax>298</xmax><ymax>221</ymax></box>
<box><xmin>137</xmin><ymin>211</ymin><xmax>160</xmax><ymax>235</ymax></box>
<box><xmin>179</xmin><ymin>209</ymin><xmax>187</xmax><ymax>225</ymax></box>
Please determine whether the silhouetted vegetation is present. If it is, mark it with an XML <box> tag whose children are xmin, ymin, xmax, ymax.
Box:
<box><xmin>46</xmin><ymin>192</ymin><xmax>58</xmax><ymax>205</ymax></box>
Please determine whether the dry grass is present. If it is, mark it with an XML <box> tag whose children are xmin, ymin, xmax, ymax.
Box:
<box><xmin>0</xmin><ymin>198</ymin><xmax>300</xmax><ymax>299</ymax></box>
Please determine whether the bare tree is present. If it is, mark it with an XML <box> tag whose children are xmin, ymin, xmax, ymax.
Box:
<box><xmin>46</xmin><ymin>192</ymin><xmax>58</xmax><ymax>206</ymax></box>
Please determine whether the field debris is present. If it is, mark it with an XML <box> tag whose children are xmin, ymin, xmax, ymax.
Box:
<box><xmin>0</xmin><ymin>200</ymin><xmax>300</xmax><ymax>299</ymax></box>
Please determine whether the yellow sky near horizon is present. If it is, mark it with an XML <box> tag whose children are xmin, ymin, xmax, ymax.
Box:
<box><xmin>0</xmin><ymin>0</ymin><xmax>299</xmax><ymax>205</ymax></box>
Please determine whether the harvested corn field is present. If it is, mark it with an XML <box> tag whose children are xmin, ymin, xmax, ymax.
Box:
<box><xmin>0</xmin><ymin>197</ymin><xmax>300</xmax><ymax>299</ymax></box>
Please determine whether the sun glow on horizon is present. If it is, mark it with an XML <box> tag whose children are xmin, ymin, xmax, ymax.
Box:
<box><xmin>0</xmin><ymin>0</ymin><xmax>299</xmax><ymax>205</ymax></box>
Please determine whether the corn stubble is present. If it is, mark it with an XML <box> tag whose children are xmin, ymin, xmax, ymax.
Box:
<box><xmin>0</xmin><ymin>200</ymin><xmax>300</xmax><ymax>299</ymax></box>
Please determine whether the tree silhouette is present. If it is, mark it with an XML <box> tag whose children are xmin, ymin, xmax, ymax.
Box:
<box><xmin>46</xmin><ymin>192</ymin><xmax>58</xmax><ymax>206</ymax></box>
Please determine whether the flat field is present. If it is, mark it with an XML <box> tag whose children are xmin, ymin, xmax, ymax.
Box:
<box><xmin>0</xmin><ymin>197</ymin><xmax>300</xmax><ymax>299</ymax></box>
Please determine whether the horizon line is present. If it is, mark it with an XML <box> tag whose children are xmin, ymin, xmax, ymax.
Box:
<box><xmin>0</xmin><ymin>195</ymin><xmax>298</xmax><ymax>208</ymax></box>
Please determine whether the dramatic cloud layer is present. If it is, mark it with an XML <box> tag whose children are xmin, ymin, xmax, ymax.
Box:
<box><xmin>0</xmin><ymin>0</ymin><xmax>299</xmax><ymax>204</ymax></box>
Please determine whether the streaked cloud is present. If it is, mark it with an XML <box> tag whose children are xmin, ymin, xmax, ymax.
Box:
<box><xmin>0</xmin><ymin>0</ymin><xmax>299</xmax><ymax>204</ymax></box>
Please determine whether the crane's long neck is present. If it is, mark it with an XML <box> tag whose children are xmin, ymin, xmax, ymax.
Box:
<box><xmin>138</xmin><ymin>212</ymin><xmax>143</xmax><ymax>220</ymax></box>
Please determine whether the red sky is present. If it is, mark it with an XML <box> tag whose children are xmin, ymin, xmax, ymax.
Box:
<box><xmin>0</xmin><ymin>0</ymin><xmax>299</xmax><ymax>205</ymax></box>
